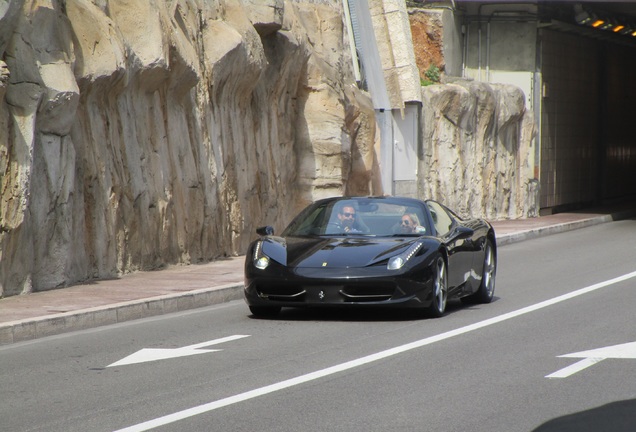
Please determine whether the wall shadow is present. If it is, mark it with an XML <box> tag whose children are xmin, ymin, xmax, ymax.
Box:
<box><xmin>533</xmin><ymin>399</ymin><xmax>636</xmax><ymax>432</ymax></box>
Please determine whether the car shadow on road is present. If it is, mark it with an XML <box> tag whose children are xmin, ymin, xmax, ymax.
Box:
<box><xmin>532</xmin><ymin>399</ymin><xmax>636</xmax><ymax>432</ymax></box>
<box><xmin>250</xmin><ymin>298</ymin><xmax>498</xmax><ymax>322</ymax></box>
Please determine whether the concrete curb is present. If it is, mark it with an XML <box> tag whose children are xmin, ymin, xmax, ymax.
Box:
<box><xmin>0</xmin><ymin>283</ymin><xmax>244</xmax><ymax>345</ymax></box>
<box><xmin>496</xmin><ymin>209</ymin><xmax>636</xmax><ymax>246</ymax></box>
<box><xmin>496</xmin><ymin>214</ymin><xmax>613</xmax><ymax>246</ymax></box>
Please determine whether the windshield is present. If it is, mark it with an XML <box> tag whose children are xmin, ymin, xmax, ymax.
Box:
<box><xmin>282</xmin><ymin>198</ymin><xmax>431</xmax><ymax>237</ymax></box>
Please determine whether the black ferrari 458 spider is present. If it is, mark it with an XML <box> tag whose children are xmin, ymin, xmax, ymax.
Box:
<box><xmin>244</xmin><ymin>196</ymin><xmax>496</xmax><ymax>318</ymax></box>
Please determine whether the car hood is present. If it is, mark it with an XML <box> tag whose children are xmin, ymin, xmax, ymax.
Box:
<box><xmin>261</xmin><ymin>236</ymin><xmax>421</xmax><ymax>268</ymax></box>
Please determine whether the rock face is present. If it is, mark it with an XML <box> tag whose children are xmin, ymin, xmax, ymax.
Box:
<box><xmin>0</xmin><ymin>0</ymin><xmax>535</xmax><ymax>298</ymax></box>
<box><xmin>419</xmin><ymin>79</ymin><xmax>538</xmax><ymax>220</ymax></box>
<box><xmin>409</xmin><ymin>8</ymin><xmax>445</xmax><ymax>79</ymax></box>
<box><xmin>0</xmin><ymin>0</ymin><xmax>379</xmax><ymax>297</ymax></box>
<box><xmin>409</xmin><ymin>8</ymin><xmax>537</xmax><ymax>219</ymax></box>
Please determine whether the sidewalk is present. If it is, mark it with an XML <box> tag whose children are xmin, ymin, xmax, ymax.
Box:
<box><xmin>2</xmin><ymin>202</ymin><xmax>635</xmax><ymax>345</ymax></box>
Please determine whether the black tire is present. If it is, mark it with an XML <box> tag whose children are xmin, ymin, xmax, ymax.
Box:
<box><xmin>462</xmin><ymin>238</ymin><xmax>496</xmax><ymax>304</ymax></box>
<box><xmin>426</xmin><ymin>255</ymin><xmax>448</xmax><ymax>318</ymax></box>
<box><xmin>249</xmin><ymin>305</ymin><xmax>281</xmax><ymax>318</ymax></box>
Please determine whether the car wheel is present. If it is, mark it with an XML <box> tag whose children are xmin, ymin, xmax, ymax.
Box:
<box><xmin>463</xmin><ymin>238</ymin><xmax>496</xmax><ymax>304</ymax></box>
<box><xmin>249</xmin><ymin>305</ymin><xmax>281</xmax><ymax>318</ymax></box>
<box><xmin>427</xmin><ymin>255</ymin><xmax>447</xmax><ymax>318</ymax></box>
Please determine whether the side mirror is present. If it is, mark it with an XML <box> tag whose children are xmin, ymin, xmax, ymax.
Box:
<box><xmin>256</xmin><ymin>226</ymin><xmax>274</xmax><ymax>236</ymax></box>
<box><xmin>454</xmin><ymin>226</ymin><xmax>474</xmax><ymax>240</ymax></box>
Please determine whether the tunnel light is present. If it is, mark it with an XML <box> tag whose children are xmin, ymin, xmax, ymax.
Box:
<box><xmin>591</xmin><ymin>19</ymin><xmax>605</xmax><ymax>28</ymax></box>
<box><xmin>575</xmin><ymin>4</ymin><xmax>636</xmax><ymax>40</ymax></box>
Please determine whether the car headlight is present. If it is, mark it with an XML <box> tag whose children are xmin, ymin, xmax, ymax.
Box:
<box><xmin>253</xmin><ymin>241</ymin><xmax>270</xmax><ymax>270</ymax></box>
<box><xmin>387</xmin><ymin>242</ymin><xmax>423</xmax><ymax>270</ymax></box>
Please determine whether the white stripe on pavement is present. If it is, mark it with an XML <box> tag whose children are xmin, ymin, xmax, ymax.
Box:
<box><xmin>545</xmin><ymin>357</ymin><xmax>604</xmax><ymax>378</ymax></box>
<box><xmin>114</xmin><ymin>270</ymin><xmax>636</xmax><ymax>432</ymax></box>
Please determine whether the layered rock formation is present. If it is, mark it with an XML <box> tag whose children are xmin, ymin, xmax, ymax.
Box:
<box><xmin>409</xmin><ymin>8</ymin><xmax>537</xmax><ymax>220</ymax></box>
<box><xmin>0</xmin><ymin>0</ymin><xmax>379</xmax><ymax>297</ymax></box>
<box><xmin>0</xmin><ymin>0</ymin><xmax>535</xmax><ymax>298</ymax></box>
<box><xmin>419</xmin><ymin>79</ymin><xmax>538</xmax><ymax>220</ymax></box>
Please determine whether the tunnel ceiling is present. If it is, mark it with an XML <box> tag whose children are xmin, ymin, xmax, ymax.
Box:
<box><xmin>540</xmin><ymin>2</ymin><xmax>636</xmax><ymax>47</ymax></box>
<box><xmin>453</xmin><ymin>1</ymin><xmax>636</xmax><ymax>48</ymax></box>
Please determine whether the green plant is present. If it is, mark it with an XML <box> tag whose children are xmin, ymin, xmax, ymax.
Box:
<box><xmin>422</xmin><ymin>64</ymin><xmax>441</xmax><ymax>86</ymax></box>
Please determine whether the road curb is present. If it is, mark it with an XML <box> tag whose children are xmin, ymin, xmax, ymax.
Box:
<box><xmin>496</xmin><ymin>215</ymin><xmax>613</xmax><ymax>246</ymax></box>
<box><xmin>0</xmin><ymin>283</ymin><xmax>244</xmax><ymax>345</ymax></box>
<box><xmin>496</xmin><ymin>209</ymin><xmax>636</xmax><ymax>246</ymax></box>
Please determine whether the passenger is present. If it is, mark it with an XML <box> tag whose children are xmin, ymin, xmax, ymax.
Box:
<box><xmin>399</xmin><ymin>213</ymin><xmax>426</xmax><ymax>234</ymax></box>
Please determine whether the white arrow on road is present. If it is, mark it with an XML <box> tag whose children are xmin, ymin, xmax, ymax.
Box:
<box><xmin>107</xmin><ymin>335</ymin><xmax>250</xmax><ymax>367</ymax></box>
<box><xmin>546</xmin><ymin>341</ymin><xmax>636</xmax><ymax>378</ymax></box>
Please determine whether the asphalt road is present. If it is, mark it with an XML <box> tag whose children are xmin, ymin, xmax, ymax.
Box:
<box><xmin>2</xmin><ymin>218</ymin><xmax>636</xmax><ymax>432</ymax></box>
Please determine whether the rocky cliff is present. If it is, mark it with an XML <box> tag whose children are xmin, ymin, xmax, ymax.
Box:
<box><xmin>409</xmin><ymin>8</ymin><xmax>537</xmax><ymax>219</ymax></box>
<box><xmin>0</xmin><ymin>0</ymin><xmax>379</xmax><ymax>296</ymax></box>
<box><xmin>419</xmin><ymin>79</ymin><xmax>538</xmax><ymax>220</ymax></box>
<box><xmin>0</xmin><ymin>0</ymin><xmax>535</xmax><ymax>298</ymax></box>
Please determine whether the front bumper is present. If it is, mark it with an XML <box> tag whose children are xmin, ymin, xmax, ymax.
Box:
<box><xmin>244</xmin><ymin>263</ymin><xmax>436</xmax><ymax>309</ymax></box>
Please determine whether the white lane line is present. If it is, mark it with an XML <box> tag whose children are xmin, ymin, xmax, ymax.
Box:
<box><xmin>545</xmin><ymin>357</ymin><xmax>604</xmax><ymax>379</ymax></box>
<box><xmin>114</xmin><ymin>270</ymin><xmax>636</xmax><ymax>432</ymax></box>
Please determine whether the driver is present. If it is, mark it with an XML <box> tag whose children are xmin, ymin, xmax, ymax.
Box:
<box><xmin>337</xmin><ymin>205</ymin><xmax>360</xmax><ymax>233</ymax></box>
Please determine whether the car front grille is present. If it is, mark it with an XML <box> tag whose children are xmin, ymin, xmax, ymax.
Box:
<box><xmin>339</xmin><ymin>284</ymin><xmax>394</xmax><ymax>301</ymax></box>
<box><xmin>256</xmin><ymin>282</ymin><xmax>396</xmax><ymax>303</ymax></box>
<box><xmin>256</xmin><ymin>284</ymin><xmax>306</xmax><ymax>302</ymax></box>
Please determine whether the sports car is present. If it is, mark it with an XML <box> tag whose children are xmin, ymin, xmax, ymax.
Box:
<box><xmin>244</xmin><ymin>196</ymin><xmax>496</xmax><ymax>318</ymax></box>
